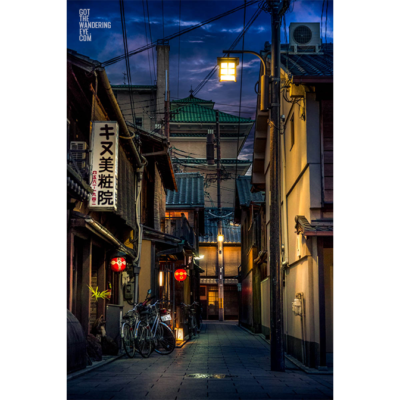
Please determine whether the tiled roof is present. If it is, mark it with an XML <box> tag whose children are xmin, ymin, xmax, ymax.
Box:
<box><xmin>171</xmin><ymin>103</ymin><xmax>253</xmax><ymax>124</ymax></box>
<box><xmin>236</xmin><ymin>176</ymin><xmax>264</xmax><ymax>207</ymax></box>
<box><xmin>173</xmin><ymin>158</ymin><xmax>251</xmax><ymax>165</ymax></box>
<box><xmin>200</xmin><ymin>208</ymin><xmax>241</xmax><ymax>244</ymax></box>
<box><xmin>264</xmin><ymin>43</ymin><xmax>333</xmax><ymax>78</ymax></box>
<box><xmin>166</xmin><ymin>173</ymin><xmax>204</xmax><ymax>208</ymax></box>
<box><xmin>171</xmin><ymin>95</ymin><xmax>214</xmax><ymax>104</ymax></box>
<box><xmin>111</xmin><ymin>85</ymin><xmax>157</xmax><ymax>89</ymax></box>
<box><xmin>295</xmin><ymin>215</ymin><xmax>333</xmax><ymax>237</ymax></box>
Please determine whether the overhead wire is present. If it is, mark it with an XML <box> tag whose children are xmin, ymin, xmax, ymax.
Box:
<box><xmin>102</xmin><ymin>0</ymin><xmax>259</xmax><ymax>67</ymax></box>
<box><xmin>192</xmin><ymin>3</ymin><xmax>262</xmax><ymax>96</ymax></box>
<box><xmin>177</xmin><ymin>0</ymin><xmax>181</xmax><ymax>98</ymax></box>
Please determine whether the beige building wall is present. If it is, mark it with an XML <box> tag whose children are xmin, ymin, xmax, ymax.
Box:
<box><xmin>113</xmin><ymin>90</ymin><xmax>156</xmax><ymax>132</ymax></box>
<box><xmin>139</xmin><ymin>240</ymin><xmax>152</xmax><ymax>303</ymax></box>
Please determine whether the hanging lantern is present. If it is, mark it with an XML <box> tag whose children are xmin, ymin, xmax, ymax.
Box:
<box><xmin>174</xmin><ymin>269</ymin><xmax>187</xmax><ymax>282</ymax></box>
<box><xmin>110</xmin><ymin>257</ymin><xmax>126</xmax><ymax>272</ymax></box>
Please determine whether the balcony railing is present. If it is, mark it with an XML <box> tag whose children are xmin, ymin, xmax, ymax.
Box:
<box><xmin>164</xmin><ymin>214</ymin><xmax>198</xmax><ymax>252</ymax></box>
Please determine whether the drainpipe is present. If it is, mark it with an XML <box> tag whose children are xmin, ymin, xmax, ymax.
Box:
<box><xmin>96</xmin><ymin>68</ymin><xmax>143</xmax><ymax>167</ymax></box>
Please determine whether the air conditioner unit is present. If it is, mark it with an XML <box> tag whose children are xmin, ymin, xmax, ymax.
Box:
<box><xmin>70</xmin><ymin>141</ymin><xmax>87</xmax><ymax>169</ymax></box>
<box><xmin>289</xmin><ymin>23</ymin><xmax>322</xmax><ymax>54</ymax></box>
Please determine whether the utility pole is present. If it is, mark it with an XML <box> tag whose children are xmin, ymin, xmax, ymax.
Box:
<box><xmin>267</xmin><ymin>0</ymin><xmax>289</xmax><ymax>372</ymax></box>
<box><xmin>165</xmin><ymin>70</ymin><xmax>170</xmax><ymax>140</ymax></box>
<box><xmin>216</xmin><ymin>110</ymin><xmax>224</xmax><ymax>321</ymax></box>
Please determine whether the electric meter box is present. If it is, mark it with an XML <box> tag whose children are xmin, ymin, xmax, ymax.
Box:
<box><xmin>292</xmin><ymin>298</ymin><xmax>302</xmax><ymax>316</ymax></box>
<box><xmin>124</xmin><ymin>282</ymin><xmax>134</xmax><ymax>300</ymax></box>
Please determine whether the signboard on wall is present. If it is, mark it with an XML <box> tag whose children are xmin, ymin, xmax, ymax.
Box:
<box><xmin>90</xmin><ymin>121</ymin><xmax>119</xmax><ymax>211</ymax></box>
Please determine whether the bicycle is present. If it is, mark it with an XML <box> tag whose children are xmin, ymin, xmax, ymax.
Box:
<box><xmin>181</xmin><ymin>302</ymin><xmax>199</xmax><ymax>340</ymax></box>
<box><xmin>121</xmin><ymin>304</ymin><xmax>140</xmax><ymax>358</ymax></box>
<box><xmin>149</xmin><ymin>300</ymin><xmax>175</xmax><ymax>355</ymax></box>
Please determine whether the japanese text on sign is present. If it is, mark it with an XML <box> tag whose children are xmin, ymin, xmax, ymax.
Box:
<box><xmin>90</xmin><ymin>122</ymin><xmax>119</xmax><ymax>211</ymax></box>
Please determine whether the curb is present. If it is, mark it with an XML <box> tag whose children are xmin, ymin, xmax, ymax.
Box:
<box><xmin>67</xmin><ymin>353</ymin><xmax>125</xmax><ymax>381</ymax></box>
<box><xmin>238</xmin><ymin>324</ymin><xmax>333</xmax><ymax>375</ymax></box>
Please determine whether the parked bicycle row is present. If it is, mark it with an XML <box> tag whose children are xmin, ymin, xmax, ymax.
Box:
<box><xmin>121</xmin><ymin>289</ymin><xmax>203</xmax><ymax>358</ymax></box>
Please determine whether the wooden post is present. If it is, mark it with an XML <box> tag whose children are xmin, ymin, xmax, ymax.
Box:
<box><xmin>67</xmin><ymin>232</ymin><xmax>74</xmax><ymax>312</ymax></box>
<box><xmin>97</xmin><ymin>251</ymin><xmax>106</xmax><ymax>318</ymax></box>
<box><xmin>81</xmin><ymin>239</ymin><xmax>92</xmax><ymax>334</ymax></box>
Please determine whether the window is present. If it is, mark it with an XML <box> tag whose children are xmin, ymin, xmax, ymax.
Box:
<box><xmin>290</xmin><ymin>114</ymin><xmax>295</xmax><ymax>150</ymax></box>
<box><xmin>135</xmin><ymin>117</ymin><xmax>142</xmax><ymax>127</ymax></box>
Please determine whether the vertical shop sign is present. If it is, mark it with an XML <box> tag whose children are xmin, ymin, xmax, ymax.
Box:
<box><xmin>90</xmin><ymin>121</ymin><xmax>119</xmax><ymax>211</ymax></box>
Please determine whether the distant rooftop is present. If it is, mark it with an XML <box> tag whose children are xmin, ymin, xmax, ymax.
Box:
<box><xmin>166</xmin><ymin>173</ymin><xmax>204</xmax><ymax>208</ymax></box>
<box><xmin>236</xmin><ymin>176</ymin><xmax>264</xmax><ymax>207</ymax></box>
<box><xmin>264</xmin><ymin>43</ymin><xmax>333</xmax><ymax>78</ymax></box>
<box><xmin>171</xmin><ymin>102</ymin><xmax>253</xmax><ymax>124</ymax></box>
<box><xmin>200</xmin><ymin>208</ymin><xmax>240</xmax><ymax>244</ymax></box>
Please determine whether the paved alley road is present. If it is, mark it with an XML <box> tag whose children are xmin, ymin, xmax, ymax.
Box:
<box><xmin>68</xmin><ymin>321</ymin><xmax>333</xmax><ymax>400</ymax></box>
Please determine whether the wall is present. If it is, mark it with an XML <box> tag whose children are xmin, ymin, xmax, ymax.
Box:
<box><xmin>113</xmin><ymin>90</ymin><xmax>156</xmax><ymax>132</ymax></box>
<box><xmin>324</xmin><ymin>247</ymin><xmax>333</xmax><ymax>354</ymax></box>
<box><xmin>139</xmin><ymin>240</ymin><xmax>153</xmax><ymax>303</ymax></box>
<box><xmin>260</xmin><ymin>278</ymin><xmax>270</xmax><ymax>337</ymax></box>
<box><xmin>224</xmin><ymin>246</ymin><xmax>241</xmax><ymax>277</ymax></box>
<box><xmin>199</xmin><ymin>246</ymin><xmax>217</xmax><ymax>276</ymax></box>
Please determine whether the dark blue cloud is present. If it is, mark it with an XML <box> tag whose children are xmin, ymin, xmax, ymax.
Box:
<box><xmin>68</xmin><ymin>0</ymin><xmax>333</xmax><ymax>159</ymax></box>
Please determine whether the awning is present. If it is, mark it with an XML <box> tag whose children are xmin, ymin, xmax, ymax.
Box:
<box><xmin>295</xmin><ymin>215</ymin><xmax>333</xmax><ymax>237</ymax></box>
<box><xmin>71</xmin><ymin>211</ymin><xmax>136</xmax><ymax>259</ymax></box>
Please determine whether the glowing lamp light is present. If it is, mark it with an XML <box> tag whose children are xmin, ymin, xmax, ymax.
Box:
<box><xmin>217</xmin><ymin>234</ymin><xmax>225</xmax><ymax>243</ymax></box>
<box><xmin>217</xmin><ymin>57</ymin><xmax>239</xmax><ymax>82</ymax></box>
<box><xmin>110</xmin><ymin>257</ymin><xmax>126</xmax><ymax>272</ymax></box>
<box><xmin>175</xmin><ymin>328</ymin><xmax>184</xmax><ymax>341</ymax></box>
<box><xmin>194</xmin><ymin>255</ymin><xmax>204</xmax><ymax>260</ymax></box>
<box><xmin>174</xmin><ymin>269</ymin><xmax>187</xmax><ymax>281</ymax></box>
<box><xmin>159</xmin><ymin>271</ymin><xmax>164</xmax><ymax>287</ymax></box>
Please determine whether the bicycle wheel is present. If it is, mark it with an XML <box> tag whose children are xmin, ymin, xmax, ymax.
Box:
<box><xmin>136</xmin><ymin>321</ymin><xmax>153</xmax><ymax>358</ymax></box>
<box><xmin>122</xmin><ymin>323</ymin><xmax>135</xmax><ymax>358</ymax></box>
<box><xmin>154</xmin><ymin>323</ymin><xmax>176</xmax><ymax>355</ymax></box>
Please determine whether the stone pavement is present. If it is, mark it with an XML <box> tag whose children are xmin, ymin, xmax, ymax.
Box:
<box><xmin>67</xmin><ymin>321</ymin><xmax>333</xmax><ymax>400</ymax></box>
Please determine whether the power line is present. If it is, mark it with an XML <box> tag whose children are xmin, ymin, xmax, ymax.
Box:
<box><xmin>102</xmin><ymin>0</ymin><xmax>259</xmax><ymax>67</ymax></box>
<box><xmin>177</xmin><ymin>0</ymin><xmax>181</xmax><ymax>98</ymax></box>
<box><xmin>145</xmin><ymin>0</ymin><xmax>156</xmax><ymax>81</ymax></box>
<box><xmin>193</xmin><ymin>3</ymin><xmax>262</xmax><ymax>96</ymax></box>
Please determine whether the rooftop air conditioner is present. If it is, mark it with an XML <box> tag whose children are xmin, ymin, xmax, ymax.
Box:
<box><xmin>289</xmin><ymin>23</ymin><xmax>322</xmax><ymax>54</ymax></box>
<box><xmin>70</xmin><ymin>141</ymin><xmax>87</xmax><ymax>169</ymax></box>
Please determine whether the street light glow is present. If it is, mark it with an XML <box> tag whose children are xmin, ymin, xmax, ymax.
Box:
<box><xmin>217</xmin><ymin>57</ymin><xmax>239</xmax><ymax>82</ymax></box>
<box><xmin>217</xmin><ymin>234</ymin><xmax>224</xmax><ymax>243</ymax></box>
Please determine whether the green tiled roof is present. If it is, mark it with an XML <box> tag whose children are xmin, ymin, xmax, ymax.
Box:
<box><xmin>111</xmin><ymin>85</ymin><xmax>156</xmax><ymax>89</ymax></box>
<box><xmin>171</xmin><ymin>103</ymin><xmax>253</xmax><ymax>124</ymax></box>
<box><xmin>172</xmin><ymin>95</ymin><xmax>214</xmax><ymax>104</ymax></box>
<box><xmin>172</xmin><ymin>158</ymin><xmax>251</xmax><ymax>165</ymax></box>
<box><xmin>166</xmin><ymin>173</ymin><xmax>204</xmax><ymax>207</ymax></box>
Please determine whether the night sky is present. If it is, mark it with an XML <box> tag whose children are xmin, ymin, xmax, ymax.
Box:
<box><xmin>67</xmin><ymin>0</ymin><xmax>333</xmax><ymax>160</ymax></box>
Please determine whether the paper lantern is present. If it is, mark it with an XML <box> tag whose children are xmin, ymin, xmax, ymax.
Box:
<box><xmin>174</xmin><ymin>269</ymin><xmax>187</xmax><ymax>281</ymax></box>
<box><xmin>110</xmin><ymin>257</ymin><xmax>126</xmax><ymax>272</ymax></box>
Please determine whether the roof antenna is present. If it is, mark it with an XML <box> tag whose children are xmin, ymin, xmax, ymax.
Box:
<box><xmin>189</xmin><ymin>85</ymin><xmax>194</xmax><ymax>97</ymax></box>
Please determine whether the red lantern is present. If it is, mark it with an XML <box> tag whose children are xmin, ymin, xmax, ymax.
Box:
<box><xmin>110</xmin><ymin>257</ymin><xmax>126</xmax><ymax>272</ymax></box>
<box><xmin>174</xmin><ymin>269</ymin><xmax>187</xmax><ymax>281</ymax></box>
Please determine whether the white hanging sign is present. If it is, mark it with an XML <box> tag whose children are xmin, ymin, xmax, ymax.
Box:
<box><xmin>89</xmin><ymin>121</ymin><xmax>119</xmax><ymax>211</ymax></box>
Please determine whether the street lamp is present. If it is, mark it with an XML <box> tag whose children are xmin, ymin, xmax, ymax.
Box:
<box><xmin>217</xmin><ymin>234</ymin><xmax>224</xmax><ymax>243</ymax></box>
<box><xmin>217</xmin><ymin>57</ymin><xmax>239</xmax><ymax>82</ymax></box>
<box><xmin>218</xmin><ymin>50</ymin><xmax>269</xmax><ymax>111</ymax></box>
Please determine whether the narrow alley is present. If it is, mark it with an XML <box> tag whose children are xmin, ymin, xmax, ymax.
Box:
<box><xmin>67</xmin><ymin>322</ymin><xmax>333</xmax><ymax>400</ymax></box>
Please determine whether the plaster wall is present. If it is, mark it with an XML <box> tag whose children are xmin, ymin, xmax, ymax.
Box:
<box><xmin>260</xmin><ymin>278</ymin><xmax>270</xmax><ymax>334</ymax></box>
<box><xmin>199</xmin><ymin>246</ymin><xmax>218</xmax><ymax>276</ymax></box>
<box><xmin>170</xmin><ymin>137</ymin><xmax>246</xmax><ymax>159</ymax></box>
<box><xmin>287</xmin><ymin>168</ymin><xmax>311</xmax><ymax>265</ymax></box>
<box><xmin>139</xmin><ymin>240</ymin><xmax>152</xmax><ymax>303</ymax></box>
<box><xmin>324</xmin><ymin>248</ymin><xmax>333</xmax><ymax>353</ymax></box>
<box><xmin>284</xmin><ymin>256</ymin><xmax>315</xmax><ymax>343</ymax></box>
<box><xmin>113</xmin><ymin>91</ymin><xmax>156</xmax><ymax>132</ymax></box>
